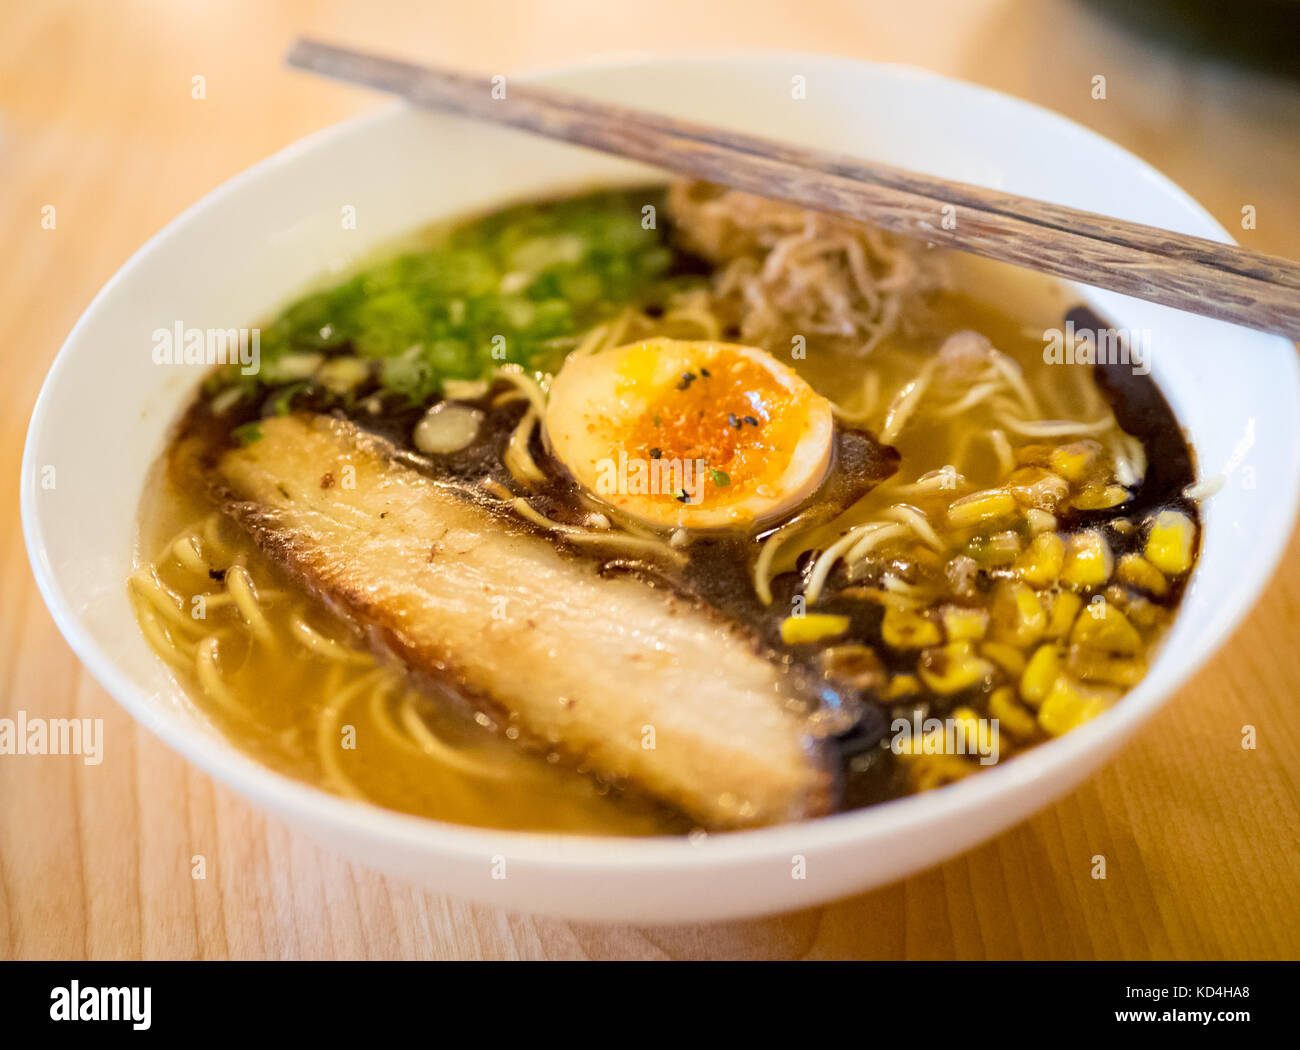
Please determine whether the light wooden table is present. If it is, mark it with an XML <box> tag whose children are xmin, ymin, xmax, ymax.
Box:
<box><xmin>3</xmin><ymin>0</ymin><xmax>1297</xmax><ymax>960</ymax></box>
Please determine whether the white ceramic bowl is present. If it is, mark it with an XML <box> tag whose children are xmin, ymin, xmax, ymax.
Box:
<box><xmin>23</xmin><ymin>54</ymin><xmax>1300</xmax><ymax>922</ymax></box>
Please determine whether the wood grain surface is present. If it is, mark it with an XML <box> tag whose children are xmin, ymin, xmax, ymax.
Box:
<box><xmin>2</xmin><ymin>0</ymin><xmax>1297</xmax><ymax>960</ymax></box>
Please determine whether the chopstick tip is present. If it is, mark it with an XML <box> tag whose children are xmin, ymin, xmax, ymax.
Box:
<box><xmin>285</xmin><ymin>36</ymin><xmax>330</xmax><ymax>71</ymax></box>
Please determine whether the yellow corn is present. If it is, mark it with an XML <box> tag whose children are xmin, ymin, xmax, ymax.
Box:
<box><xmin>909</xmin><ymin>545</ymin><xmax>945</xmax><ymax>572</ymax></box>
<box><xmin>917</xmin><ymin>642</ymin><xmax>996</xmax><ymax>695</ymax></box>
<box><xmin>1015</xmin><ymin>444</ymin><xmax>1055</xmax><ymax>468</ymax></box>
<box><xmin>1037</xmin><ymin>676</ymin><xmax>1117</xmax><ymax>736</ymax></box>
<box><xmin>991</xmin><ymin>580</ymin><xmax>1047</xmax><ymax>647</ymax></box>
<box><xmin>940</xmin><ymin>604</ymin><xmax>989</xmax><ymax>642</ymax></box>
<box><xmin>1061</xmin><ymin>529</ymin><xmax>1113</xmax><ymax>588</ymax></box>
<box><xmin>1050</xmin><ymin>439</ymin><xmax>1102</xmax><ymax>483</ymax></box>
<box><xmin>1014</xmin><ymin>532</ymin><xmax>1065</xmax><ymax>587</ymax></box>
<box><xmin>881</xmin><ymin>607</ymin><xmax>943</xmax><ymax>649</ymax></box>
<box><xmin>982</xmin><ymin>640</ymin><xmax>1028</xmax><ymax>676</ymax></box>
<box><xmin>1025</xmin><ymin>508</ymin><xmax>1058</xmax><ymax>536</ymax></box>
<box><xmin>1071</xmin><ymin>484</ymin><xmax>1130</xmax><ymax>510</ymax></box>
<box><xmin>1145</xmin><ymin>509</ymin><xmax>1196</xmax><ymax>576</ymax></box>
<box><xmin>989</xmin><ymin>686</ymin><xmax>1038</xmax><ymax>740</ymax></box>
<box><xmin>1045</xmin><ymin>590</ymin><xmax>1083</xmax><ymax>639</ymax></box>
<box><xmin>1020</xmin><ymin>643</ymin><xmax>1066</xmax><ymax>706</ymax></box>
<box><xmin>1116</xmin><ymin>553</ymin><xmax>1169</xmax><ymax>597</ymax></box>
<box><xmin>947</xmin><ymin>488</ymin><xmax>1017</xmax><ymax>527</ymax></box>
<box><xmin>1070</xmin><ymin>599</ymin><xmax>1142</xmax><ymax>654</ymax></box>
<box><xmin>1068</xmin><ymin>648</ymin><xmax>1148</xmax><ymax>687</ymax></box>
<box><xmin>978</xmin><ymin>530</ymin><xmax>1024</xmax><ymax>567</ymax></box>
<box><xmin>952</xmin><ymin>704</ymin><xmax>998</xmax><ymax>759</ymax></box>
<box><xmin>780</xmin><ymin>613</ymin><xmax>850</xmax><ymax>644</ymax></box>
<box><xmin>1005</xmin><ymin>466</ymin><xmax>1070</xmax><ymax>511</ymax></box>
<box><xmin>821</xmin><ymin>645</ymin><xmax>885</xmax><ymax>689</ymax></box>
<box><xmin>1114</xmin><ymin>590</ymin><xmax>1164</xmax><ymax>630</ymax></box>
<box><xmin>910</xmin><ymin>754</ymin><xmax>977</xmax><ymax>790</ymax></box>
<box><xmin>885</xmin><ymin>674</ymin><xmax>922</xmax><ymax>699</ymax></box>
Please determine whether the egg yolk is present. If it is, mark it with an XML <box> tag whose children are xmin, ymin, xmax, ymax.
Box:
<box><xmin>624</xmin><ymin>354</ymin><xmax>805</xmax><ymax>503</ymax></box>
<box><xmin>544</xmin><ymin>338</ymin><xmax>835</xmax><ymax>530</ymax></box>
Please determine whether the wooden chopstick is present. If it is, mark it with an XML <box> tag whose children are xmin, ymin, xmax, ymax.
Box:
<box><xmin>286</xmin><ymin>38</ymin><xmax>1300</xmax><ymax>341</ymax></box>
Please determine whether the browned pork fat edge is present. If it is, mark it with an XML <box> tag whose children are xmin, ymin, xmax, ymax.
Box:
<box><xmin>193</xmin><ymin>413</ymin><xmax>832</xmax><ymax>830</ymax></box>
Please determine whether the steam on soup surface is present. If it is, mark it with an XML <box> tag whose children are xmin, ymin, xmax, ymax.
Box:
<box><xmin>131</xmin><ymin>181</ymin><xmax>1201</xmax><ymax>835</ymax></box>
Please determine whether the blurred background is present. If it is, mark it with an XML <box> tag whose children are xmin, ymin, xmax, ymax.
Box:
<box><xmin>2</xmin><ymin>0</ymin><xmax>1297</xmax><ymax>960</ymax></box>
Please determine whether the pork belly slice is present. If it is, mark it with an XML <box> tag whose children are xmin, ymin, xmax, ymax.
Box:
<box><xmin>206</xmin><ymin>414</ymin><xmax>832</xmax><ymax>829</ymax></box>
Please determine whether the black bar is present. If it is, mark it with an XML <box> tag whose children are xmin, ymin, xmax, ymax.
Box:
<box><xmin>0</xmin><ymin>961</ymin><xmax>1289</xmax><ymax>1036</ymax></box>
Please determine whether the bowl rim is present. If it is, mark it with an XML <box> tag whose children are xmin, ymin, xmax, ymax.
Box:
<box><xmin>22</xmin><ymin>50</ymin><xmax>1300</xmax><ymax>871</ymax></box>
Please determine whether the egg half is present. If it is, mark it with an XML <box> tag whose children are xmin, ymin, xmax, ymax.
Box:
<box><xmin>545</xmin><ymin>338</ymin><xmax>835</xmax><ymax>530</ymax></box>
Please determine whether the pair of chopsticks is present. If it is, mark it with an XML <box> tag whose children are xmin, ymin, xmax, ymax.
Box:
<box><xmin>287</xmin><ymin>38</ymin><xmax>1300</xmax><ymax>341</ymax></box>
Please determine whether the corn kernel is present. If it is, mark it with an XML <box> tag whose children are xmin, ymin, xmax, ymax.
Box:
<box><xmin>821</xmin><ymin>645</ymin><xmax>885</xmax><ymax>690</ymax></box>
<box><xmin>1145</xmin><ymin>510</ymin><xmax>1196</xmax><ymax>576</ymax></box>
<box><xmin>1037</xmin><ymin>676</ymin><xmax>1117</xmax><ymax>736</ymax></box>
<box><xmin>885</xmin><ymin>674</ymin><xmax>922</xmax><ymax>699</ymax></box>
<box><xmin>968</xmin><ymin>530</ymin><xmax>1023</xmax><ymax>567</ymax></box>
<box><xmin>947</xmin><ymin>488</ymin><xmax>1017</xmax><ymax>527</ymax></box>
<box><xmin>910</xmin><ymin>754</ymin><xmax>977</xmax><ymax>790</ymax></box>
<box><xmin>1070</xmin><ymin>599</ymin><xmax>1142</xmax><ymax>653</ymax></box>
<box><xmin>1005</xmin><ymin>466</ymin><xmax>1070</xmax><ymax>511</ymax></box>
<box><xmin>1116</xmin><ymin>553</ymin><xmax>1169</xmax><ymax>597</ymax></box>
<box><xmin>1119</xmin><ymin>592</ymin><xmax>1165</xmax><ymax>630</ymax></box>
<box><xmin>940</xmin><ymin>604</ymin><xmax>989</xmax><ymax>642</ymax></box>
<box><xmin>1020</xmin><ymin>643</ymin><xmax>1066</xmax><ymax>706</ymax></box>
<box><xmin>989</xmin><ymin>686</ymin><xmax>1038</xmax><ymax>740</ymax></box>
<box><xmin>1046</xmin><ymin>590</ymin><xmax>1083</xmax><ymax>639</ymax></box>
<box><xmin>991</xmin><ymin>580</ymin><xmax>1047</xmax><ymax>647</ymax></box>
<box><xmin>952</xmin><ymin>704</ymin><xmax>998</xmax><ymax>758</ymax></box>
<box><xmin>1025</xmin><ymin>508</ymin><xmax>1058</xmax><ymax>536</ymax></box>
<box><xmin>1061</xmin><ymin>529</ymin><xmax>1113</xmax><ymax>587</ymax></box>
<box><xmin>780</xmin><ymin>613</ymin><xmax>850</xmax><ymax>644</ymax></box>
<box><xmin>1015</xmin><ymin>532</ymin><xmax>1065</xmax><ymax>587</ymax></box>
<box><xmin>1068</xmin><ymin>648</ymin><xmax>1148</xmax><ymax>687</ymax></box>
<box><xmin>1050</xmin><ymin>440</ymin><xmax>1102</xmax><ymax>483</ymax></box>
<box><xmin>917</xmin><ymin>642</ymin><xmax>996</xmax><ymax>695</ymax></box>
<box><xmin>909</xmin><ymin>545</ymin><xmax>945</xmax><ymax>573</ymax></box>
<box><xmin>881</xmin><ymin>607</ymin><xmax>943</xmax><ymax>649</ymax></box>
<box><xmin>982</xmin><ymin>641</ymin><xmax>1028</xmax><ymax>676</ymax></box>
<box><xmin>1015</xmin><ymin>444</ymin><xmax>1055</xmax><ymax>468</ymax></box>
<box><xmin>1071</xmin><ymin>484</ymin><xmax>1130</xmax><ymax>510</ymax></box>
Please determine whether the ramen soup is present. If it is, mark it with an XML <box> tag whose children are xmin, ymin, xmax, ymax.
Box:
<box><xmin>132</xmin><ymin>181</ymin><xmax>1203</xmax><ymax>835</ymax></box>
